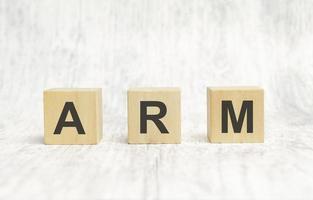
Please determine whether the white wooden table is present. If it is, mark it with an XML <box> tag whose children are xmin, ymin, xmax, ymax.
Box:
<box><xmin>1</xmin><ymin>0</ymin><xmax>313</xmax><ymax>199</ymax></box>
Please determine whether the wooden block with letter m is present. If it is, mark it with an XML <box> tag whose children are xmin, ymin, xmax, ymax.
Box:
<box><xmin>128</xmin><ymin>88</ymin><xmax>181</xmax><ymax>144</ymax></box>
<box><xmin>207</xmin><ymin>87</ymin><xmax>264</xmax><ymax>143</ymax></box>
<box><xmin>44</xmin><ymin>88</ymin><xmax>103</xmax><ymax>144</ymax></box>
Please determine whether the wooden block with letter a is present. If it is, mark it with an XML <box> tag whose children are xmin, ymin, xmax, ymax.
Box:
<box><xmin>128</xmin><ymin>88</ymin><xmax>181</xmax><ymax>144</ymax></box>
<box><xmin>44</xmin><ymin>88</ymin><xmax>103</xmax><ymax>144</ymax></box>
<box><xmin>207</xmin><ymin>87</ymin><xmax>264</xmax><ymax>143</ymax></box>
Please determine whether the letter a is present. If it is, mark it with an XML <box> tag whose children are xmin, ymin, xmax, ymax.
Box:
<box><xmin>54</xmin><ymin>102</ymin><xmax>86</xmax><ymax>134</ymax></box>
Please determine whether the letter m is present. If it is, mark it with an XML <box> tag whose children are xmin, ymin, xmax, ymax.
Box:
<box><xmin>221</xmin><ymin>100</ymin><xmax>253</xmax><ymax>133</ymax></box>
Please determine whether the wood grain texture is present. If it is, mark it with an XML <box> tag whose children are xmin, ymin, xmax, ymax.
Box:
<box><xmin>207</xmin><ymin>87</ymin><xmax>264</xmax><ymax>143</ymax></box>
<box><xmin>44</xmin><ymin>88</ymin><xmax>103</xmax><ymax>144</ymax></box>
<box><xmin>128</xmin><ymin>88</ymin><xmax>181</xmax><ymax>144</ymax></box>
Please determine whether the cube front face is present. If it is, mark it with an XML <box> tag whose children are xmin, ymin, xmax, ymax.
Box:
<box><xmin>207</xmin><ymin>87</ymin><xmax>264</xmax><ymax>143</ymax></box>
<box><xmin>128</xmin><ymin>88</ymin><xmax>181</xmax><ymax>144</ymax></box>
<box><xmin>44</xmin><ymin>89</ymin><xmax>102</xmax><ymax>144</ymax></box>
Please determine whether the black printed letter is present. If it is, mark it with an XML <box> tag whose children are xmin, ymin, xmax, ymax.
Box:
<box><xmin>54</xmin><ymin>102</ymin><xmax>85</xmax><ymax>134</ymax></box>
<box><xmin>221</xmin><ymin>101</ymin><xmax>253</xmax><ymax>133</ymax></box>
<box><xmin>140</xmin><ymin>101</ymin><xmax>169</xmax><ymax>134</ymax></box>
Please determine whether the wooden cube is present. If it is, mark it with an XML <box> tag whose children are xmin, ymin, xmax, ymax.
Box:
<box><xmin>44</xmin><ymin>88</ymin><xmax>103</xmax><ymax>144</ymax></box>
<box><xmin>207</xmin><ymin>87</ymin><xmax>264</xmax><ymax>143</ymax></box>
<box><xmin>128</xmin><ymin>88</ymin><xmax>181</xmax><ymax>144</ymax></box>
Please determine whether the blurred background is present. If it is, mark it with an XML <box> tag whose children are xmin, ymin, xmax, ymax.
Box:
<box><xmin>1</xmin><ymin>0</ymin><xmax>313</xmax><ymax>199</ymax></box>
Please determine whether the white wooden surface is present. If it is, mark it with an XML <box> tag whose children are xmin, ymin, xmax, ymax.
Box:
<box><xmin>1</xmin><ymin>0</ymin><xmax>313</xmax><ymax>199</ymax></box>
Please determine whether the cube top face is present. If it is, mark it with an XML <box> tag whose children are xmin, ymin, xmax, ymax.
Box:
<box><xmin>44</xmin><ymin>88</ymin><xmax>102</xmax><ymax>145</ymax></box>
<box><xmin>209</xmin><ymin>86</ymin><xmax>262</xmax><ymax>91</ymax></box>
<box><xmin>207</xmin><ymin>87</ymin><xmax>264</xmax><ymax>143</ymax></box>
<box><xmin>46</xmin><ymin>88</ymin><xmax>101</xmax><ymax>92</ymax></box>
<box><xmin>128</xmin><ymin>88</ymin><xmax>181</xmax><ymax>144</ymax></box>
<box><xmin>128</xmin><ymin>87</ymin><xmax>180</xmax><ymax>92</ymax></box>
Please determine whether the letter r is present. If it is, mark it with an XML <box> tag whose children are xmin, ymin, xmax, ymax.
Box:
<box><xmin>140</xmin><ymin>101</ymin><xmax>169</xmax><ymax>134</ymax></box>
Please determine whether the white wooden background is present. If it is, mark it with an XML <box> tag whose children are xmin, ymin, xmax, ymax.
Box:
<box><xmin>1</xmin><ymin>0</ymin><xmax>313</xmax><ymax>199</ymax></box>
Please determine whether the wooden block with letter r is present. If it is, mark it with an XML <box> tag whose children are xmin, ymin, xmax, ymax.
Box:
<box><xmin>207</xmin><ymin>87</ymin><xmax>264</xmax><ymax>143</ymax></box>
<box><xmin>128</xmin><ymin>88</ymin><xmax>181</xmax><ymax>144</ymax></box>
<box><xmin>44</xmin><ymin>88</ymin><xmax>103</xmax><ymax>144</ymax></box>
